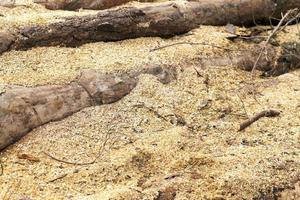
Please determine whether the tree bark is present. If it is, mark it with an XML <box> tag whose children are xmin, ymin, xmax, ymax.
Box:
<box><xmin>0</xmin><ymin>0</ymin><xmax>16</xmax><ymax>8</ymax></box>
<box><xmin>34</xmin><ymin>0</ymin><xmax>157</xmax><ymax>10</ymax></box>
<box><xmin>0</xmin><ymin>83</ymin><xmax>92</xmax><ymax>151</ymax></box>
<box><xmin>0</xmin><ymin>0</ymin><xmax>299</xmax><ymax>54</ymax></box>
<box><xmin>0</xmin><ymin>66</ymin><xmax>176</xmax><ymax>151</ymax></box>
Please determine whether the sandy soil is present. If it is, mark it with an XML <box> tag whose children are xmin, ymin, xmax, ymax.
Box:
<box><xmin>0</xmin><ymin>1</ymin><xmax>299</xmax><ymax>200</ymax></box>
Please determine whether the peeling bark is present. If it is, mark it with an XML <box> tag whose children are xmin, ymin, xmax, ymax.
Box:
<box><xmin>0</xmin><ymin>0</ymin><xmax>299</xmax><ymax>54</ymax></box>
<box><xmin>0</xmin><ymin>66</ymin><xmax>176</xmax><ymax>151</ymax></box>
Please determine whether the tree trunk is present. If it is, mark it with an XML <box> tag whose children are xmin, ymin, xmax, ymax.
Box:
<box><xmin>0</xmin><ymin>83</ymin><xmax>92</xmax><ymax>151</ymax></box>
<box><xmin>0</xmin><ymin>0</ymin><xmax>299</xmax><ymax>54</ymax></box>
<box><xmin>0</xmin><ymin>66</ymin><xmax>176</xmax><ymax>151</ymax></box>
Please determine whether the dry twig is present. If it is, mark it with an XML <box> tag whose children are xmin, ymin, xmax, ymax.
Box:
<box><xmin>236</xmin><ymin>94</ymin><xmax>249</xmax><ymax>117</ymax></box>
<box><xmin>150</xmin><ymin>42</ymin><xmax>234</xmax><ymax>52</ymax></box>
<box><xmin>251</xmin><ymin>9</ymin><xmax>298</xmax><ymax>78</ymax></box>
<box><xmin>46</xmin><ymin>168</ymin><xmax>79</xmax><ymax>183</ymax></box>
<box><xmin>47</xmin><ymin>173</ymin><xmax>68</xmax><ymax>183</ymax></box>
<box><xmin>134</xmin><ymin>102</ymin><xmax>170</xmax><ymax>123</ymax></box>
<box><xmin>193</xmin><ymin>66</ymin><xmax>202</xmax><ymax>77</ymax></box>
<box><xmin>0</xmin><ymin>159</ymin><xmax>3</xmax><ymax>176</ymax></box>
<box><xmin>248</xmin><ymin>9</ymin><xmax>299</xmax><ymax>106</ymax></box>
<box><xmin>43</xmin><ymin>131</ymin><xmax>110</xmax><ymax>165</ymax></box>
<box><xmin>239</xmin><ymin>110</ymin><xmax>280</xmax><ymax>131</ymax></box>
<box><xmin>43</xmin><ymin>151</ymin><xmax>95</xmax><ymax>165</ymax></box>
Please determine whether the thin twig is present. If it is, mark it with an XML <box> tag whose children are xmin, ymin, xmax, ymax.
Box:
<box><xmin>239</xmin><ymin>110</ymin><xmax>280</xmax><ymax>131</ymax></box>
<box><xmin>138</xmin><ymin>103</ymin><xmax>170</xmax><ymax>123</ymax></box>
<box><xmin>236</xmin><ymin>93</ymin><xmax>249</xmax><ymax>118</ymax></box>
<box><xmin>249</xmin><ymin>9</ymin><xmax>298</xmax><ymax>105</ymax></box>
<box><xmin>46</xmin><ymin>168</ymin><xmax>80</xmax><ymax>183</ymax></box>
<box><xmin>251</xmin><ymin>9</ymin><xmax>297</xmax><ymax>78</ymax></box>
<box><xmin>0</xmin><ymin>159</ymin><xmax>3</xmax><ymax>176</ymax></box>
<box><xmin>282</xmin><ymin>46</ymin><xmax>300</xmax><ymax>60</ymax></box>
<box><xmin>43</xmin><ymin>132</ymin><xmax>110</xmax><ymax>165</ymax></box>
<box><xmin>43</xmin><ymin>151</ymin><xmax>95</xmax><ymax>165</ymax></box>
<box><xmin>278</xmin><ymin>11</ymin><xmax>300</xmax><ymax>33</ymax></box>
<box><xmin>47</xmin><ymin>173</ymin><xmax>68</xmax><ymax>183</ymax></box>
<box><xmin>193</xmin><ymin>66</ymin><xmax>202</xmax><ymax>77</ymax></box>
<box><xmin>150</xmin><ymin>42</ymin><xmax>235</xmax><ymax>52</ymax></box>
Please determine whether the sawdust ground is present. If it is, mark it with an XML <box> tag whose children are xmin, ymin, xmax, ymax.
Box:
<box><xmin>0</xmin><ymin>1</ymin><xmax>299</xmax><ymax>200</ymax></box>
<box><xmin>0</xmin><ymin>26</ymin><xmax>230</xmax><ymax>87</ymax></box>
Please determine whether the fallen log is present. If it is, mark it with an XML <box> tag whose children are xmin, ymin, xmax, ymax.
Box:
<box><xmin>1</xmin><ymin>0</ymin><xmax>300</xmax><ymax>54</ymax></box>
<box><xmin>0</xmin><ymin>66</ymin><xmax>177</xmax><ymax>151</ymax></box>
<box><xmin>0</xmin><ymin>83</ymin><xmax>92</xmax><ymax>151</ymax></box>
<box><xmin>34</xmin><ymin>0</ymin><xmax>157</xmax><ymax>10</ymax></box>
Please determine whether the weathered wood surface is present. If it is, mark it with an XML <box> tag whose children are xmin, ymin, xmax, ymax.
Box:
<box><xmin>0</xmin><ymin>66</ymin><xmax>176</xmax><ymax>150</ymax></box>
<box><xmin>1</xmin><ymin>0</ymin><xmax>300</xmax><ymax>54</ymax></box>
<box><xmin>34</xmin><ymin>0</ymin><xmax>156</xmax><ymax>10</ymax></box>
<box><xmin>0</xmin><ymin>0</ymin><xmax>15</xmax><ymax>8</ymax></box>
<box><xmin>0</xmin><ymin>84</ymin><xmax>92</xmax><ymax>150</ymax></box>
